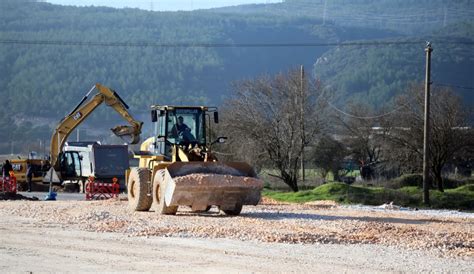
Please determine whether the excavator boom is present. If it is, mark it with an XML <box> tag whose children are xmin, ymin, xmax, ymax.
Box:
<box><xmin>50</xmin><ymin>83</ymin><xmax>142</xmax><ymax>168</ymax></box>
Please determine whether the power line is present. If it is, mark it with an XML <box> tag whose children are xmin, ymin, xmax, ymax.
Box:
<box><xmin>433</xmin><ymin>82</ymin><xmax>474</xmax><ymax>90</ymax></box>
<box><xmin>327</xmin><ymin>101</ymin><xmax>404</xmax><ymax>120</ymax></box>
<box><xmin>0</xmin><ymin>38</ymin><xmax>426</xmax><ymax>48</ymax></box>
<box><xmin>2</xmin><ymin>38</ymin><xmax>473</xmax><ymax>48</ymax></box>
<box><xmin>327</xmin><ymin>81</ymin><xmax>474</xmax><ymax>120</ymax></box>
<box><xmin>0</xmin><ymin>38</ymin><xmax>472</xmax><ymax>48</ymax></box>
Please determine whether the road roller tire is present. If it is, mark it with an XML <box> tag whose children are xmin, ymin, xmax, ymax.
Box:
<box><xmin>127</xmin><ymin>168</ymin><xmax>152</xmax><ymax>211</ymax></box>
<box><xmin>151</xmin><ymin>171</ymin><xmax>178</xmax><ymax>215</ymax></box>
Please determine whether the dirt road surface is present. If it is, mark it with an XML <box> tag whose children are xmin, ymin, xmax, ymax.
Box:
<box><xmin>0</xmin><ymin>198</ymin><xmax>472</xmax><ymax>272</ymax></box>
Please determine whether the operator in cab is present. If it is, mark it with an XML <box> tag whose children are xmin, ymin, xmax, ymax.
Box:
<box><xmin>171</xmin><ymin>116</ymin><xmax>197</xmax><ymax>145</ymax></box>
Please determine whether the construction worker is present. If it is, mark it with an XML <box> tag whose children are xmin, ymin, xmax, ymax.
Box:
<box><xmin>26</xmin><ymin>160</ymin><xmax>33</xmax><ymax>192</ymax></box>
<box><xmin>2</xmin><ymin>160</ymin><xmax>13</xmax><ymax>178</ymax></box>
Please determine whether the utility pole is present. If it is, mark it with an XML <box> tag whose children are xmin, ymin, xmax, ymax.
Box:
<box><xmin>300</xmin><ymin>65</ymin><xmax>305</xmax><ymax>182</ymax></box>
<box><xmin>423</xmin><ymin>42</ymin><xmax>433</xmax><ymax>206</ymax></box>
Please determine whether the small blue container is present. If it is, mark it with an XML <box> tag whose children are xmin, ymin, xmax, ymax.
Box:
<box><xmin>44</xmin><ymin>191</ymin><xmax>57</xmax><ymax>201</ymax></box>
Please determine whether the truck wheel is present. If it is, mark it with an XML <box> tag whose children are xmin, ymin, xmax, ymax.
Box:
<box><xmin>127</xmin><ymin>168</ymin><xmax>152</xmax><ymax>211</ymax></box>
<box><xmin>151</xmin><ymin>172</ymin><xmax>178</xmax><ymax>215</ymax></box>
<box><xmin>220</xmin><ymin>204</ymin><xmax>242</xmax><ymax>216</ymax></box>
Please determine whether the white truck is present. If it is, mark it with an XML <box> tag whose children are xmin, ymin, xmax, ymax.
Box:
<box><xmin>60</xmin><ymin>141</ymin><xmax>130</xmax><ymax>191</ymax></box>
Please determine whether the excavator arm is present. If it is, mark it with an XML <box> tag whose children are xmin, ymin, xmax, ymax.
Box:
<box><xmin>50</xmin><ymin>83</ymin><xmax>142</xmax><ymax>168</ymax></box>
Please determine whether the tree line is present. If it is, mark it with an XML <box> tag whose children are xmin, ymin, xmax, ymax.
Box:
<box><xmin>217</xmin><ymin>68</ymin><xmax>473</xmax><ymax>202</ymax></box>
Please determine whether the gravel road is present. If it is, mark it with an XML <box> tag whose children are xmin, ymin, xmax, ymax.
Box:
<box><xmin>0</xmin><ymin>198</ymin><xmax>472</xmax><ymax>272</ymax></box>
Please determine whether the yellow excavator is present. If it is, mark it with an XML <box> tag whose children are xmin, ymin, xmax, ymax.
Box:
<box><xmin>44</xmin><ymin>83</ymin><xmax>142</xmax><ymax>185</ymax></box>
<box><xmin>127</xmin><ymin>105</ymin><xmax>263</xmax><ymax>215</ymax></box>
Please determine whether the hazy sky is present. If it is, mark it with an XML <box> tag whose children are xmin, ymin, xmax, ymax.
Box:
<box><xmin>45</xmin><ymin>0</ymin><xmax>283</xmax><ymax>11</ymax></box>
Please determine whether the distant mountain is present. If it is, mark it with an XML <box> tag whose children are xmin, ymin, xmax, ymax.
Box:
<box><xmin>44</xmin><ymin>0</ymin><xmax>282</xmax><ymax>11</ymax></box>
<box><xmin>313</xmin><ymin>21</ymin><xmax>474</xmax><ymax>109</ymax></box>
<box><xmin>215</xmin><ymin>0</ymin><xmax>474</xmax><ymax>35</ymax></box>
<box><xmin>0</xmin><ymin>0</ymin><xmax>395</xmax><ymax>118</ymax></box>
<box><xmin>0</xmin><ymin>0</ymin><xmax>472</xmax><ymax>153</ymax></box>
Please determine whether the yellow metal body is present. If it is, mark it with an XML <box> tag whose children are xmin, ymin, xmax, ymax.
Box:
<box><xmin>10</xmin><ymin>159</ymin><xmax>49</xmax><ymax>183</ymax></box>
<box><xmin>49</xmin><ymin>83</ymin><xmax>142</xmax><ymax>169</ymax></box>
<box><xmin>127</xmin><ymin>106</ymin><xmax>263</xmax><ymax>214</ymax></box>
<box><xmin>126</xmin><ymin>137</ymin><xmax>172</xmax><ymax>186</ymax></box>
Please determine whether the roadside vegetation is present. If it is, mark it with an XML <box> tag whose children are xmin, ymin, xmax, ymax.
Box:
<box><xmin>263</xmin><ymin>181</ymin><xmax>474</xmax><ymax>210</ymax></box>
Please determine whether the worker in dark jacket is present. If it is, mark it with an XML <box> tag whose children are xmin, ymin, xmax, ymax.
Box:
<box><xmin>171</xmin><ymin>116</ymin><xmax>197</xmax><ymax>144</ymax></box>
<box><xmin>2</xmin><ymin>160</ymin><xmax>13</xmax><ymax>178</ymax></box>
<box><xmin>26</xmin><ymin>160</ymin><xmax>33</xmax><ymax>192</ymax></box>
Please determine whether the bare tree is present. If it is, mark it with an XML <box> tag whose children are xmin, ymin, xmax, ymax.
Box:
<box><xmin>384</xmin><ymin>84</ymin><xmax>472</xmax><ymax>191</ymax></box>
<box><xmin>221</xmin><ymin>69</ymin><xmax>326</xmax><ymax>192</ymax></box>
<box><xmin>310</xmin><ymin>134</ymin><xmax>347</xmax><ymax>182</ymax></box>
<box><xmin>332</xmin><ymin>102</ymin><xmax>389</xmax><ymax>180</ymax></box>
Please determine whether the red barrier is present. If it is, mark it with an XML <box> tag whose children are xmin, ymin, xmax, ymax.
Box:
<box><xmin>85</xmin><ymin>177</ymin><xmax>119</xmax><ymax>200</ymax></box>
<box><xmin>0</xmin><ymin>175</ymin><xmax>17</xmax><ymax>194</ymax></box>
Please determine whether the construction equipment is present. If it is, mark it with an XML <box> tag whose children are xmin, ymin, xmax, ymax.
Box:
<box><xmin>127</xmin><ymin>105</ymin><xmax>263</xmax><ymax>216</ymax></box>
<box><xmin>10</xmin><ymin>159</ymin><xmax>49</xmax><ymax>189</ymax></box>
<box><xmin>63</xmin><ymin>141</ymin><xmax>130</xmax><ymax>191</ymax></box>
<box><xmin>44</xmin><ymin>83</ymin><xmax>142</xmax><ymax>190</ymax></box>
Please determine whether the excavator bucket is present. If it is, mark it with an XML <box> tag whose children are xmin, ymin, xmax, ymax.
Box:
<box><xmin>158</xmin><ymin>162</ymin><xmax>264</xmax><ymax>212</ymax></box>
<box><xmin>111</xmin><ymin>125</ymin><xmax>141</xmax><ymax>144</ymax></box>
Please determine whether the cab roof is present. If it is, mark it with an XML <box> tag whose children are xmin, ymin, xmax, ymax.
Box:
<box><xmin>150</xmin><ymin>105</ymin><xmax>217</xmax><ymax>112</ymax></box>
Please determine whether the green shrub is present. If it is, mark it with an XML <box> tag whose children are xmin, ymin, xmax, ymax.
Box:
<box><xmin>429</xmin><ymin>184</ymin><xmax>474</xmax><ymax>210</ymax></box>
<box><xmin>442</xmin><ymin>177</ymin><xmax>463</xmax><ymax>189</ymax></box>
<box><xmin>455</xmin><ymin>184</ymin><xmax>474</xmax><ymax>192</ymax></box>
<box><xmin>391</xmin><ymin>174</ymin><xmax>423</xmax><ymax>188</ymax></box>
<box><xmin>263</xmin><ymin>183</ymin><xmax>474</xmax><ymax>210</ymax></box>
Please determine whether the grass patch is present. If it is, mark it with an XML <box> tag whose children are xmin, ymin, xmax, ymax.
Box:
<box><xmin>259</xmin><ymin>168</ymin><xmax>360</xmax><ymax>182</ymax></box>
<box><xmin>429</xmin><ymin>185</ymin><xmax>474</xmax><ymax>210</ymax></box>
<box><xmin>263</xmin><ymin>183</ymin><xmax>474</xmax><ymax>210</ymax></box>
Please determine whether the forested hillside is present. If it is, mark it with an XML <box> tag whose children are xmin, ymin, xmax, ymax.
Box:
<box><xmin>217</xmin><ymin>0</ymin><xmax>474</xmax><ymax>35</ymax></box>
<box><xmin>1</xmin><ymin>1</ymin><xmax>386</xmax><ymax>117</ymax></box>
<box><xmin>313</xmin><ymin>21</ymin><xmax>474</xmax><ymax>107</ymax></box>
<box><xmin>0</xmin><ymin>0</ymin><xmax>473</xmax><ymax>154</ymax></box>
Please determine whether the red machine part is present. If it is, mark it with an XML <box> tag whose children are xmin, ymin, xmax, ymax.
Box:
<box><xmin>85</xmin><ymin>176</ymin><xmax>119</xmax><ymax>200</ymax></box>
<box><xmin>0</xmin><ymin>172</ymin><xmax>17</xmax><ymax>194</ymax></box>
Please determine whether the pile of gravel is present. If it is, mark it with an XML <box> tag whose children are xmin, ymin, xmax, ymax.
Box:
<box><xmin>0</xmin><ymin>198</ymin><xmax>472</xmax><ymax>258</ymax></box>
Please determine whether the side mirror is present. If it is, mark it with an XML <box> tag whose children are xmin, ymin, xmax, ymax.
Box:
<box><xmin>151</xmin><ymin>110</ymin><xmax>157</xmax><ymax>122</ymax></box>
<box><xmin>214</xmin><ymin>112</ymin><xmax>219</xmax><ymax>123</ymax></box>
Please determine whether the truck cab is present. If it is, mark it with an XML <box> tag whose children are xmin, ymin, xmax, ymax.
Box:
<box><xmin>60</xmin><ymin>142</ymin><xmax>130</xmax><ymax>189</ymax></box>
